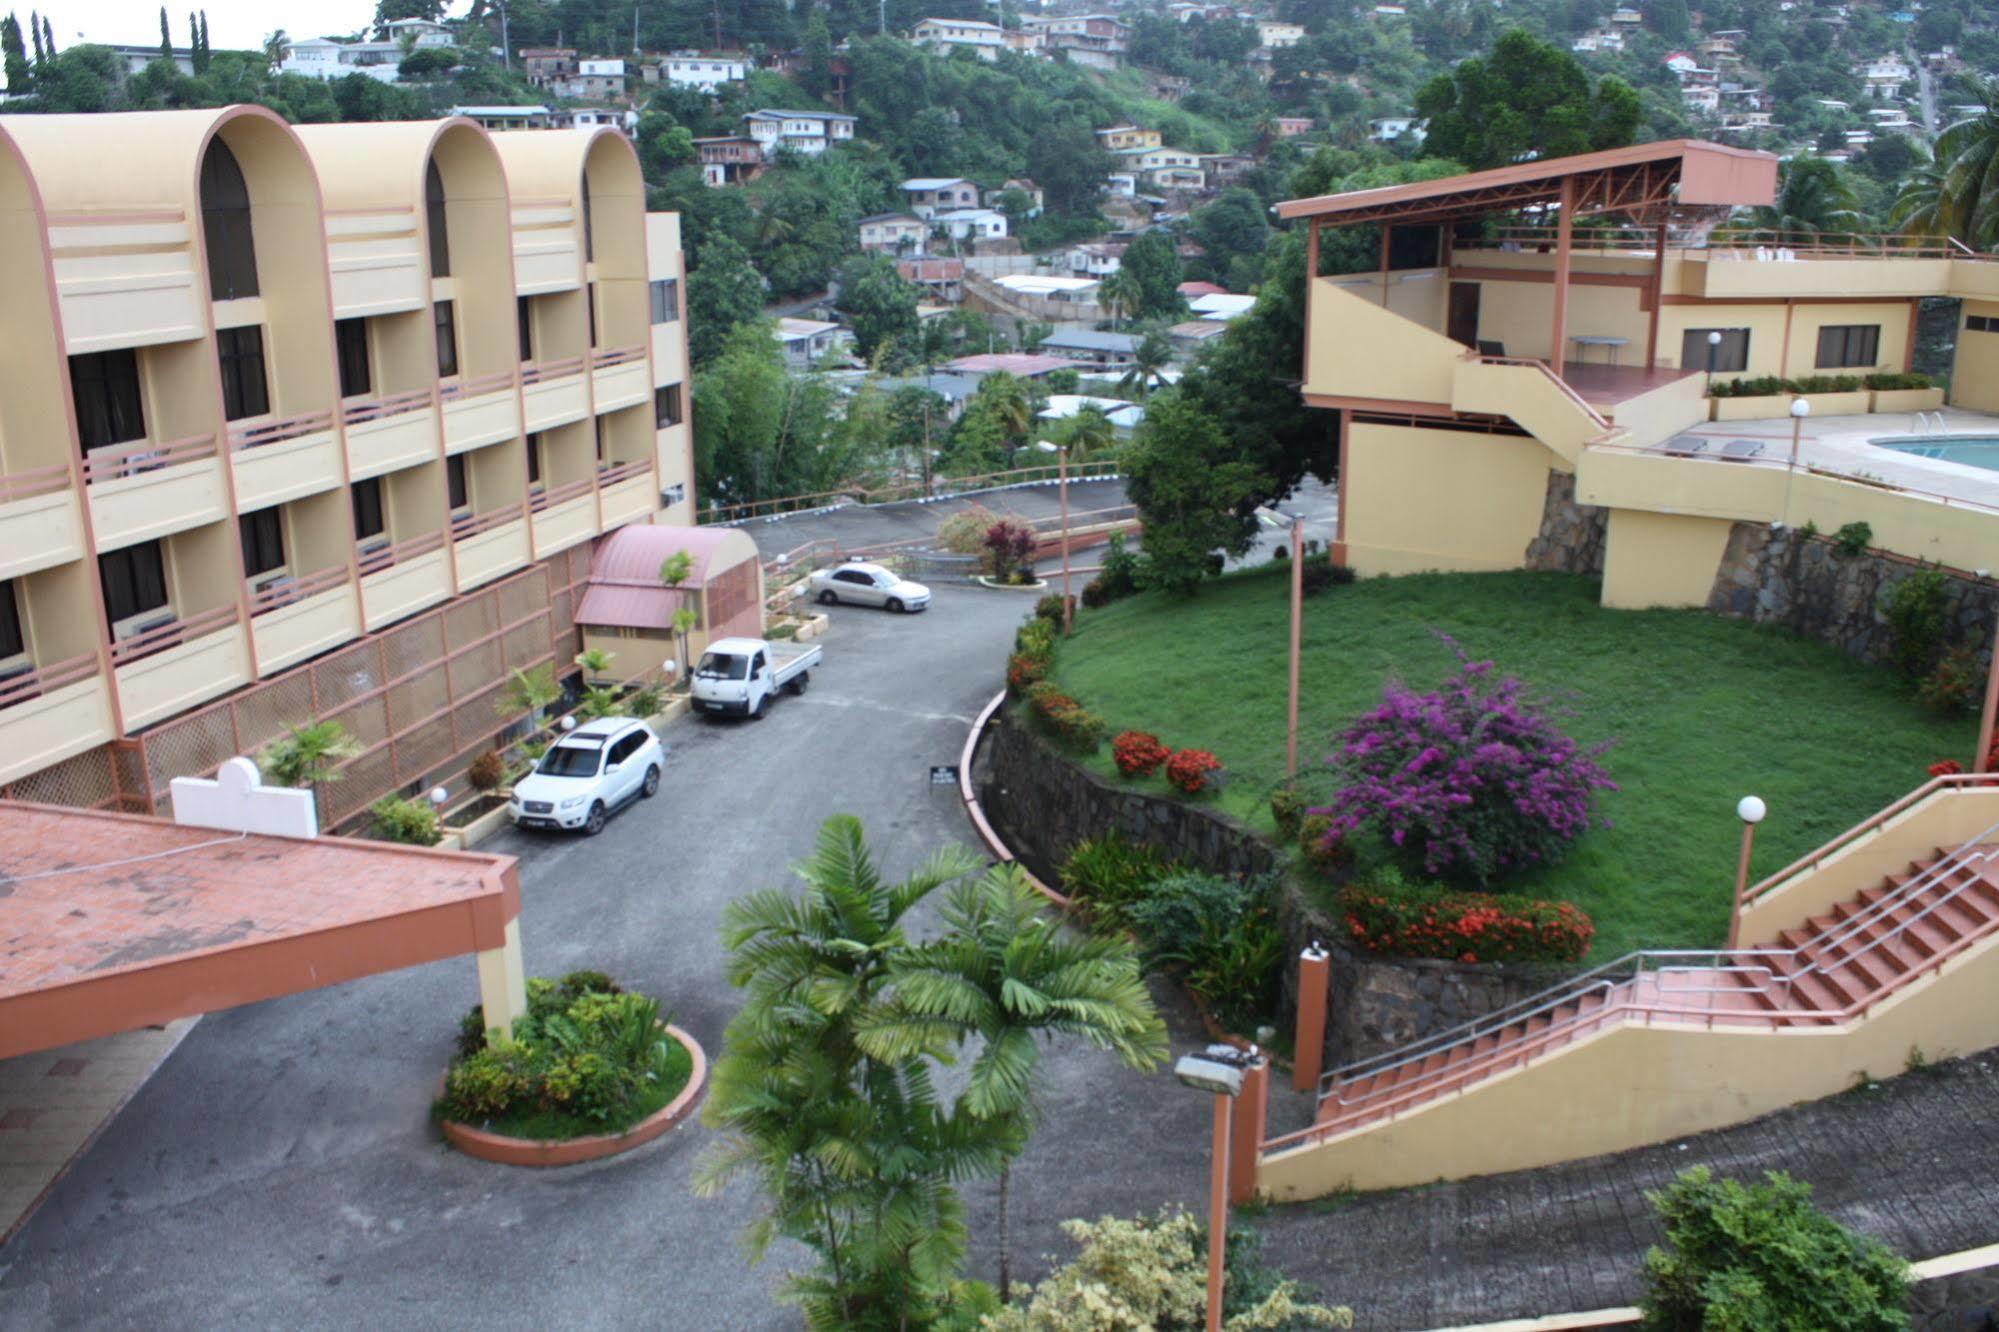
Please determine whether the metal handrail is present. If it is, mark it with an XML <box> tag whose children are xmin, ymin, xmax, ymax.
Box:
<box><xmin>108</xmin><ymin>603</ymin><xmax>239</xmax><ymax>666</ymax></box>
<box><xmin>450</xmin><ymin>507</ymin><xmax>520</xmax><ymax>540</ymax></box>
<box><xmin>529</xmin><ymin>477</ymin><xmax>594</xmax><ymax>513</ymax></box>
<box><xmin>229</xmin><ymin>409</ymin><xmax>334</xmax><ymax>452</ymax></box>
<box><xmin>248</xmin><ymin>565</ymin><xmax>351</xmax><ymax>616</ymax></box>
<box><xmin>0</xmin><ymin>652</ymin><xmax>100</xmax><ymax>710</ymax></box>
<box><xmin>342</xmin><ymin>388</ymin><xmax>433</xmax><ymax>426</ymax></box>
<box><xmin>1467</xmin><ymin>351</ymin><xmax>1613</xmax><ymax>430</ymax></box>
<box><xmin>0</xmin><ymin>461</ymin><xmax>74</xmax><ymax>504</ymax></box>
<box><xmin>356</xmin><ymin>530</ymin><xmax>444</xmax><ymax>576</ymax></box>
<box><xmin>590</xmin><ymin>343</ymin><xmax>646</xmax><ymax>368</ymax></box>
<box><xmin>596</xmin><ymin>459</ymin><xmax>651</xmax><ymax>487</ymax></box>
<box><xmin>439</xmin><ymin>369</ymin><xmax>517</xmax><ymax>402</ymax></box>
<box><xmin>1750</xmin><ymin>773</ymin><xmax>1999</xmax><ymax>904</ymax></box>
<box><xmin>520</xmin><ymin>356</ymin><xmax>587</xmax><ymax>386</ymax></box>
<box><xmin>81</xmin><ymin>431</ymin><xmax>218</xmax><ymax>484</ymax></box>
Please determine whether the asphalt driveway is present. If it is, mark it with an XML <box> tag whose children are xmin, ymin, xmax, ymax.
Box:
<box><xmin>0</xmin><ymin>581</ymin><xmax>1218</xmax><ymax>1330</ymax></box>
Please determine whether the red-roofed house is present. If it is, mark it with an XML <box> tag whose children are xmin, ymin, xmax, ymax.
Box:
<box><xmin>575</xmin><ymin>525</ymin><xmax>765</xmax><ymax>680</ymax></box>
<box><xmin>944</xmin><ymin>353</ymin><xmax>1072</xmax><ymax>379</ymax></box>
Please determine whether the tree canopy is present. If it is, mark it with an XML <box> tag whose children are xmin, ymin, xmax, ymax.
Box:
<box><xmin>1415</xmin><ymin>28</ymin><xmax>1642</xmax><ymax>171</ymax></box>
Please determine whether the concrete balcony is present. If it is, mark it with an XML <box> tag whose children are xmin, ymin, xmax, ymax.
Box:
<box><xmin>324</xmin><ymin>206</ymin><xmax>426</xmax><ymax>317</ymax></box>
<box><xmin>0</xmin><ymin>465</ymin><xmax>85</xmax><ymax>581</ymax></box>
<box><xmin>0</xmin><ymin>654</ymin><xmax>116</xmax><ymax>787</ymax></box>
<box><xmin>84</xmin><ymin>433</ymin><xmax>227</xmax><ymax>551</ymax></box>
<box><xmin>344</xmin><ymin>391</ymin><xmax>441</xmax><ymax>479</ymax></box>
<box><xmin>249</xmin><ymin>567</ymin><xmax>362</xmax><ymax>676</ymax></box>
<box><xmin>520</xmin><ymin>357</ymin><xmax>590</xmax><ymax>432</ymax></box>
<box><xmin>440</xmin><ymin>371</ymin><xmax>521</xmax><ymax>455</ymax></box>
<box><xmin>229</xmin><ymin>410</ymin><xmax>342</xmax><ymax>510</ymax></box>
<box><xmin>597</xmin><ymin>461</ymin><xmax>658</xmax><ymax>530</ymax></box>
<box><xmin>510</xmin><ymin>197</ymin><xmax>581</xmax><ymax>294</ymax></box>
<box><xmin>590</xmin><ymin>345</ymin><xmax>651</xmax><ymax>413</ymax></box>
<box><xmin>358</xmin><ymin>531</ymin><xmax>450</xmax><ymax>631</ymax></box>
<box><xmin>528</xmin><ymin>480</ymin><xmax>597</xmax><ymax>558</ymax></box>
<box><xmin>110</xmin><ymin>604</ymin><xmax>250</xmax><ymax>731</ymax></box>
<box><xmin>48</xmin><ymin>211</ymin><xmax>204</xmax><ymax>353</ymax></box>
<box><xmin>450</xmin><ymin>509</ymin><xmax>530</xmax><ymax>590</ymax></box>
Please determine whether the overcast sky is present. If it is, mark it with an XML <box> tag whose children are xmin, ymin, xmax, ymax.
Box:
<box><xmin>69</xmin><ymin>1</ymin><xmax>467</xmax><ymax>53</ymax></box>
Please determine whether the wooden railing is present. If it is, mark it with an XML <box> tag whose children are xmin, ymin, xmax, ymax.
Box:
<box><xmin>80</xmin><ymin>431</ymin><xmax>219</xmax><ymax>485</ymax></box>
<box><xmin>0</xmin><ymin>461</ymin><xmax>74</xmax><ymax>504</ymax></box>
<box><xmin>108</xmin><ymin>603</ymin><xmax>239</xmax><ymax>667</ymax></box>
<box><xmin>520</xmin><ymin>355</ymin><xmax>587</xmax><ymax>386</ymax></box>
<box><xmin>342</xmin><ymin>387</ymin><xmax>433</xmax><ymax>426</ymax></box>
<box><xmin>229</xmin><ymin>408</ymin><xmax>335</xmax><ymax>452</ymax></box>
<box><xmin>529</xmin><ymin>477</ymin><xmax>594</xmax><ymax>514</ymax></box>
<box><xmin>451</xmin><ymin>507</ymin><xmax>521</xmax><ymax>540</ymax></box>
<box><xmin>357</xmin><ymin>529</ymin><xmax>445</xmax><ymax>577</ymax></box>
<box><xmin>590</xmin><ymin>343</ymin><xmax>646</xmax><ymax>369</ymax></box>
<box><xmin>596</xmin><ymin>459</ymin><xmax>651</xmax><ymax>487</ymax></box>
<box><xmin>248</xmin><ymin>565</ymin><xmax>351</xmax><ymax>617</ymax></box>
<box><xmin>439</xmin><ymin>369</ymin><xmax>517</xmax><ymax>403</ymax></box>
<box><xmin>0</xmin><ymin>652</ymin><xmax>100</xmax><ymax>711</ymax></box>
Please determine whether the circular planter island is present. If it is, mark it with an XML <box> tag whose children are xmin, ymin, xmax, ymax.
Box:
<box><xmin>975</xmin><ymin>575</ymin><xmax>1049</xmax><ymax>591</ymax></box>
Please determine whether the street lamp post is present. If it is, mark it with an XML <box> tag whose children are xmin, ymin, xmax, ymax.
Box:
<box><xmin>1036</xmin><ymin>440</ymin><xmax>1072</xmax><ymax>635</ymax></box>
<box><xmin>1705</xmin><ymin>329</ymin><xmax>1722</xmax><ymax>395</ymax></box>
<box><xmin>1175</xmin><ymin>1046</ymin><xmax>1257</xmax><ymax>1332</ymax></box>
<box><xmin>1788</xmin><ymin>396</ymin><xmax>1810</xmax><ymax>470</ymax></box>
<box><xmin>1286</xmin><ymin>515</ymin><xmax>1303</xmax><ymax>778</ymax></box>
<box><xmin>1728</xmin><ymin>795</ymin><xmax>1767</xmax><ymax>950</ymax></box>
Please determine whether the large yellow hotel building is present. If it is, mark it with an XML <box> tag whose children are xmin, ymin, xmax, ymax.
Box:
<box><xmin>0</xmin><ymin>107</ymin><xmax>693</xmax><ymax>827</ymax></box>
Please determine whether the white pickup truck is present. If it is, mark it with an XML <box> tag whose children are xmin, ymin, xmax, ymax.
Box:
<box><xmin>690</xmin><ymin>636</ymin><xmax>822</xmax><ymax>720</ymax></box>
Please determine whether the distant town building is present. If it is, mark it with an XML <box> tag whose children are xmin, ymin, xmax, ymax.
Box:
<box><xmin>518</xmin><ymin>48</ymin><xmax>578</xmax><ymax>85</ymax></box>
<box><xmin>859</xmin><ymin>213</ymin><xmax>928</xmax><ymax>254</ymax></box>
<box><xmin>447</xmin><ymin>105</ymin><xmax>560</xmax><ymax>131</ymax></box>
<box><xmin>1255</xmin><ymin>21</ymin><xmax>1305</xmax><ymax>48</ymax></box>
<box><xmin>552</xmin><ymin>58</ymin><xmax>628</xmax><ymax>102</ymax></box>
<box><xmin>694</xmin><ymin>136</ymin><xmax>764</xmax><ymax>186</ymax></box>
<box><xmin>776</xmin><ymin>318</ymin><xmax>852</xmax><ymax>368</ymax></box>
<box><xmin>944</xmin><ymin>352</ymin><xmax>1073</xmax><ymax>379</ymax></box>
<box><xmin>99</xmin><ymin>44</ymin><xmax>197</xmax><ymax>75</ymax></box>
<box><xmin>1021</xmin><ymin>14</ymin><xmax>1128</xmax><ymax>68</ymax></box>
<box><xmin>1273</xmin><ymin>117</ymin><xmax>1314</xmax><ymax>137</ymax></box>
<box><xmin>993</xmin><ymin>274</ymin><xmax>1104</xmax><ymax>306</ymax></box>
<box><xmin>1096</xmin><ymin>125</ymin><xmax>1162</xmax><ymax>151</ymax></box>
<box><xmin>897</xmin><ymin>258</ymin><xmax>965</xmax><ymax>303</ymax></box>
<box><xmin>741</xmin><ymin>109</ymin><xmax>858</xmax><ymax>158</ymax></box>
<box><xmin>281</xmin><ymin>20</ymin><xmax>454</xmax><ymax>84</ymax></box>
<box><xmin>985</xmin><ymin>177</ymin><xmax>1045</xmax><ymax>216</ymax></box>
<box><xmin>1069</xmin><ymin>242</ymin><xmax>1127</xmax><ymax>277</ymax></box>
<box><xmin>912</xmin><ymin>18</ymin><xmax>1005</xmax><ymax>60</ymax></box>
<box><xmin>1369</xmin><ymin>116</ymin><xmax>1424</xmax><ymax>143</ymax></box>
<box><xmin>902</xmin><ymin>177</ymin><xmax>982</xmax><ymax>217</ymax></box>
<box><xmin>933</xmin><ymin>208</ymin><xmax>1008</xmax><ymax>242</ymax></box>
<box><xmin>647</xmin><ymin>51</ymin><xmax>748</xmax><ymax>91</ymax></box>
<box><xmin>1039</xmin><ymin>328</ymin><xmax>1141</xmax><ymax>370</ymax></box>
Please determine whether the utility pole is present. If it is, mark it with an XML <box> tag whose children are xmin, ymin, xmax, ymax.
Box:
<box><xmin>632</xmin><ymin>2</ymin><xmax>639</xmax><ymax>55</ymax></box>
<box><xmin>497</xmin><ymin>0</ymin><xmax>510</xmax><ymax>69</ymax></box>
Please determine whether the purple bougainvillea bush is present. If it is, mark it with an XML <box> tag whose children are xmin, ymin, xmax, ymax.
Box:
<box><xmin>1310</xmin><ymin>646</ymin><xmax>1617</xmax><ymax>885</ymax></box>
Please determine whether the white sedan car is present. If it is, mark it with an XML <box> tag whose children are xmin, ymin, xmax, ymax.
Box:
<box><xmin>808</xmin><ymin>561</ymin><xmax>931</xmax><ymax>613</ymax></box>
<box><xmin>508</xmin><ymin>716</ymin><xmax>664</xmax><ymax>835</ymax></box>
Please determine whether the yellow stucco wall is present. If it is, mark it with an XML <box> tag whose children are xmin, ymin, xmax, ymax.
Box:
<box><xmin>1307</xmin><ymin>278</ymin><xmax>1461</xmax><ymax>405</ymax></box>
<box><xmin>1952</xmin><ymin>301</ymin><xmax>1999</xmax><ymax>413</ymax></box>
<box><xmin>1344</xmin><ymin>423</ymin><xmax>1556</xmax><ymax>576</ymax></box>
<box><xmin>1599</xmin><ymin>509</ymin><xmax>1734</xmax><ymax>609</ymax></box>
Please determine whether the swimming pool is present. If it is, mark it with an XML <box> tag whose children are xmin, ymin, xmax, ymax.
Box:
<box><xmin>1875</xmin><ymin>434</ymin><xmax>1999</xmax><ymax>473</ymax></box>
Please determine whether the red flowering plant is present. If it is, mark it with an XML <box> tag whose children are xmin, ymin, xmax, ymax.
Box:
<box><xmin>1337</xmin><ymin>874</ymin><xmax>1594</xmax><ymax>965</ymax></box>
<box><xmin>1026</xmin><ymin>682</ymin><xmax>1106</xmax><ymax>752</ymax></box>
<box><xmin>983</xmin><ymin>519</ymin><xmax>1036</xmax><ymax>585</ymax></box>
<box><xmin>1310</xmin><ymin>640</ymin><xmax>1617</xmax><ymax>886</ymax></box>
<box><xmin>1112</xmin><ymin>730</ymin><xmax>1171</xmax><ymax>778</ymax></box>
<box><xmin>1165</xmin><ymin>748</ymin><xmax>1224</xmax><ymax>795</ymax></box>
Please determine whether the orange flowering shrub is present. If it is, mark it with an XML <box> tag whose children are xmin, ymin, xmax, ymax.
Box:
<box><xmin>1337</xmin><ymin>880</ymin><xmax>1593</xmax><ymax>964</ymax></box>
<box><xmin>1164</xmin><ymin>748</ymin><xmax>1223</xmax><ymax>795</ymax></box>
<box><xmin>1111</xmin><ymin>730</ymin><xmax>1171</xmax><ymax>778</ymax></box>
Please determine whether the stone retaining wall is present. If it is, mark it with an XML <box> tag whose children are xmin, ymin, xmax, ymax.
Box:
<box><xmin>1911</xmin><ymin>1263</ymin><xmax>1999</xmax><ymax>1330</ymax></box>
<box><xmin>1523</xmin><ymin>471</ymin><xmax>1607</xmax><ymax>577</ymax></box>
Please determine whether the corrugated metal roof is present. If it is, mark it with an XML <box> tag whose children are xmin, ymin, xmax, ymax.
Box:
<box><xmin>576</xmin><ymin>525</ymin><xmax>757</xmax><ymax>630</ymax></box>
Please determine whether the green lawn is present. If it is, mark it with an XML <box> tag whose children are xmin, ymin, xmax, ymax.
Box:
<box><xmin>1048</xmin><ymin>569</ymin><xmax>1974</xmax><ymax>958</ymax></box>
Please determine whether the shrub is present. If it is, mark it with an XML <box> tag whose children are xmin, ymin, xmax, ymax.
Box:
<box><xmin>984</xmin><ymin>519</ymin><xmax>1037</xmax><ymax>584</ymax></box>
<box><xmin>628</xmin><ymin>685</ymin><xmax>664</xmax><ymax>717</ymax></box>
<box><xmin>1008</xmin><ymin>651</ymin><xmax>1050</xmax><ymax>690</ymax></box>
<box><xmin>1639</xmin><ymin>1167</ymin><xmax>1908</xmax><ymax>1331</ymax></box>
<box><xmin>370</xmin><ymin>795</ymin><xmax>442</xmax><ymax>846</ymax></box>
<box><xmin>1270</xmin><ymin>783</ymin><xmax>1305</xmax><ymax>836</ymax></box>
<box><xmin>1026</xmin><ymin>682</ymin><xmax>1106</xmax><ymax>752</ymax></box>
<box><xmin>1311</xmin><ymin>646</ymin><xmax>1617</xmax><ymax>884</ymax></box>
<box><xmin>766</xmin><ymin>621</ymin><xmax>798</xmax><ymax>641</ymax></box>
<box><xmin>1058</xmin><ymin>833</ymin><xmax>1176</xmax><ymax>927</ymax></box>
<box><xmin>1127</xmin><ymin>872</ymin><xmax>1284</xmax><ymax>1029</ymax></box>
<box><xmin>1917</xmin><ymin>644</ymin><xmax>1980</xmax><ymax>712</ymax></box>
<box><xmin>1080</xmin><ymin>578</ymin><xmax>1113</xmax><ymax>609</ymax></box>
<box><xmin>1096</xmin><ymin>531</ymin><xmax>1141</xmax><ymax>602</ymax></box>
<box><xmin>576</xmin><ymin>685</ymin><xmax>624</xmax><ymax>719</ymax></box>
<box><xmin>258</xmin><ymin>719</ymin><xmax>361</xmax><ymax>789</ymax></box>
<box><xmin>1882</xmin><ymin>567</ymin><xmax>1950</xmax><ymax>681</ymax></box>
<box><xmin>936</xmin><ymin>502</ymin><xmax>1001</xmax><ymax>562</ymax></box>
<box><xmin>1833</xmin><ymin>521</ymin><xmax>1872</xmax><ymax>556</ymax></box>
<box><xmin>1336</xmin><ymin>875</ymin><xmax>1593</xmax><ymax>964</ymax></box>
<box><xmin>1299</xmin><ymin>561</ymin><xmax>1354</xmax><ymax>597</ymax></box>
<box><xmin>438</xmin><ymin>973</ymin><xmax>690</xmax><ymax>1138</ymax></box>
<box><xmin>1297</xmin><ymin>813</ymin><xmax>1350</xmax><ymax>876</ymax></box>
<box><xmin>1111</xmin><ymin>730</ymin><xmax>1171</xmax><ymax>778</ymax></box>
<box><xmin>1034</xmin><ymin>593</ymin><xmax>1066</xmax><ymax>622</ymax></box>
<box><xmin>1864</xmin><ymin>371</ymin><xmax>1932</xmax><ymax>391</ymax></box>
<box><xmin>1164</xmin><ymin>748</ymin><xmax>1224</xmax><ymax>795</ymax></box>
<box><xmin>1016</xmin><ymin>616</ymin><xmax>1056</xmax><ymax>658</ymax></box>
<box><xmin>467</xmin><ymin>750</ymin><xmax>507</xmax><ymax>792</ymax></box>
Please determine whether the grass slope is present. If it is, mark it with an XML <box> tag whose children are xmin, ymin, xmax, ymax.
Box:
<box><xmin>1049</xmin><ymin>569</ymin><xmax>1971</xmax><ymax>958</ymax></box>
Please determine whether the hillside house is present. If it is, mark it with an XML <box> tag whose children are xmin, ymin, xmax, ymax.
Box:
<box><xmin>776</xmin><ymin>318</ymin><xmax>852</xmax><ymax>368</ymax></box>
<box><xmin>913</xmin><ymin>18</ymin><xmax>1004</xmax><ymax>59</ymax></box>
<box><xmin>859</xmin><ymin>213</ymin><xmax>928</xmax><ymax>254</ymax></box>
<box><xmin>1274</xmin><ymin>117</ymin><xmax>1314</xmax><ymax>137</ymax></box>
<box><xmin>934</xmin><ymin>208</ymin><xmax>1009</xmax><ymax>242</ymax></box>
<box><xmin>1859</xmin><ymin>54</ymin><xmax>1913</xmax><ymax>96</ymax></box>
<box><xmin>1069</xmin><ymin>242</ymin><xmax>1127</xmax><ymax>277</ymax></box>
<box><xmin>518</xmin><ymin>48</ymin><xmax>577</xmax><ymax>84</ymax></box>
<box><xmin>741</xmin><ymin>109</ymin><xmax>857</xmax><ymax>158</ymax></box>
<box><xmin>903</xmin><ymin>178</ymin><xmax>981</xmax><ymax>217</ymax></box>
<box><xmin>647</xmin><ymin>51</ymin><xmax>748</xmax><ymax>90</ymax></box>
<box><xmin>985</xmin><ymin>178</ymin><xmax>1045</xmax><ymax>216</ymax></box>
<box><xmin>280</xmin><ymin>21</ymin><xmax>454</xmax><ymax>84</ymax></box>
<box><xmin>1256</xmin><ymin>21</ymin><xmax>1305</xmax><ymax>47</ymax></box>
<box><xmin>1096</xmin><ymin>125</ymin><xmax>1162</xmax><ymax>150</ymax></box>
<box><xmin>695</xmin><ymin>136</ymin><xmax>764</xmax><ymax>186</ymax></box>
<box><xmin>1022</xmin><ymin>15</ymin><xmax>1128</xmax><ymax>68</ymax></box>
<box><xmin>1370</xmin><ymin>117</ymin><xmax>1424</xmax><ymax>143</ymax></box>
<box><xmin>898</xmin><ymin>258</ymin><xmax>965</xmax><ymax>303</ymax></box>
<box><xmin>1039</xmin><ymin>329</ymin><xmax>1141</xmax><ymax>371</ymax></box>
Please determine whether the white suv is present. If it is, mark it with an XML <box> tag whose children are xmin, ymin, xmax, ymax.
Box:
<box><xmin>508</xmin><ymin>717</ymin><xmax>663</xmax><ymax>835</ymax></box>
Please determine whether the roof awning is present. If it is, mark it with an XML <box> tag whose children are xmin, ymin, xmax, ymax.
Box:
<box><xmin>1275</xmin><ymin>139</ymin><xmax>1777</xmax><ymax>229</ymax></box>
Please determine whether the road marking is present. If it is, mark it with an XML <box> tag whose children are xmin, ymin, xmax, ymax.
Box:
<box><xmin>793</xmin><ymin>694</ymin><xmax>975</xmax><ymax>725</ymax></box>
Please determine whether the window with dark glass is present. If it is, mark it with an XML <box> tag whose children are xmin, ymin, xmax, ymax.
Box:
<box><xmin>447</xmin><ymin>454</ymin><xmax>469</xmax><ymax>510</ymax></box>
<box><xmin>595</xmin><ymin>417</ymin><xmax>608</xmax><ymax>465</ymax></box>
<box><xmin>69</xmin><ymin>349</ymin><xmax>147</xmax><ymax>450</ymax></box>
<box><xmin>654</xmin><ymin>384</ymin><xmax>682</xmax><ymax>428</ymax></box>
<box><xmin>1815</xmin><ymin>324</ymin><xmax>1881</xmax><ymax>369</ymax></box>
<box><xmin>1680</xmin><ymin>328</ymin><xmax>1750</xmax><ymax>375</ymax></box>
<box><xmin>649</xmin><ymin>278</ymin><xmax>679</xmax><ymax>324</ymax></box>
<box><xmin>425</xmin><ymin>158</ymin><xmax>451</xmax><ymax>278</ymax></box>
<box><xmin>587</xmin><ymin>285</ymin><xmax>599</xmax><ymax>348</ymax></box>
<box><xmin>516</xmin><ymin>296</ymin><xmax>534</xmax><ymax>362</ymax></box>
<box><xmin>582</xmin><ymin>172</ymin><xmax>594</xmax><ymax>263</ymax></box>
<box><xmin>434</xmin><ymin>300</ymin><xmax>459</xmax><ymax>378</ymax></box>
<box><xmin>200</xmin><ymin>138</ymin><xmax>258</xmax><ymax>301</ymax></box>
<box><xmin>239</xmin><ymin>508</ymin><xmax>286</xmax><ymax>579</ymax></box>
<box><xmin>351</xmin><ymin>477</ymin><xmax>385</xmax><ymax>540</ymax></box>
<box><xmin>217</xmin><ymin>326</ymin><xmax>270</xmax><ymax>421</ymax></box>
<box><xmin>526</xmin><ymin>432</ymin><xmax>543</xmax><ymax>486</ymax></box>
<box><xmin>99</xmin><ymin>541</ymin><xmax>169</xmax><ymax>625</ymax></box>
<box><xmin>0</xmin><ymin>579</ymin><xmax>23</xmax><ymax>661</ymax></box>
<box><xmin>335</xmin><ymin>318</ymin><xmax>371</xmax><ymax>399</ymax></box>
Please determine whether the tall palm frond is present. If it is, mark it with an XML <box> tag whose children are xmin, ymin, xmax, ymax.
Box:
<box><xmin>1934</xmin><ymin>78</ymin><xmax>1999</xmax><ymax>249</ymax></box>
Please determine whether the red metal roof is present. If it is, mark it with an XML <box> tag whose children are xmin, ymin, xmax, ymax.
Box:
<box><xmin>945</xmin><ymin>353</ymin><xmax>1072</xmax><ymax>376</ymax></box>
<box><xmin>575</xmin><ymin>524</ymin><xmax>758</xmax><ymax>631</ymax></box>
<box><xmin>1176</xmin><ymin>281</ymin><xmax>1228</xmax><ymax>297</ymax></box>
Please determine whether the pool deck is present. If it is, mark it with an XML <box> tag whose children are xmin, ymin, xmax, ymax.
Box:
<box><xmin>1659</xmin><ymin>407</ymin><xmax>1999</xmax><ymax>514</ymax></box>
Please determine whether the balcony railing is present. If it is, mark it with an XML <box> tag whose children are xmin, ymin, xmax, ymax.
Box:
<box><xmin>229</xmin><ymin>408</ymin><xmax>336</xmax><ymax>452</ymax></box>
<box><xmin>590</xmin><ymin>343</ymin><xmax>647</xmax><ymax>369</ymax></box>
<box><xmin>1478</xmin><ymin>225</ymin><xmax>1988</xmax><ymax>262</ymax></box>
<box><xmin>595</xmin><ymin>459</ymin><xmax>651</xmax><ymax>487</ymax></box>
<box><xmin>0</xmin><ymin>461</ymin><xmax>74</xmax><ymax>504</ymax></box>
<box><xmin>342</xmin><ymin>388</ymin><xmax>434</xmax><ymax>426</ymax></box>
<box><xmin>529</xmin><ymin>477</ymin><xmax>595</xmax><ymax>514</ymax></box>
<box><xmin>0</xmin><ymin>652</ymin><xmax>100</xmax><ymax>711</ymax></box>
<box><xmin>80</xmin><ymin>431</ymin><xmax>219</xmax><ymax>485</ymax></box>
<box><xmin>249</xmin><ymin>565</ymin><xmax>352</xmax><ymax>617</ymax></box>
<box><xmin>451</xmin><ymin>507</ymin><xmax>521</xmax><ymax>540</ymax></box>
<box><xmin>109</xmin><ymin>603</ymin><xmax>240</xmax><ymax>667</ymax></box>
<box><xmin>356</xmin><ymin>529</ymin><xmax>445</xmax><ymax>577</ymax></box>
<box><xmin>520</xmin><ymin>355</ymin><xmax>587</xmax><ymax>386</ymax></box>
<box><xmin>439</xmin><ymin>368</ymin><xmax>517</xmax><ymax>403</ymax></box>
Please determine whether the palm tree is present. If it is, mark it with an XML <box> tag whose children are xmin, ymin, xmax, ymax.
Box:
<box><xmin>1740</xmin><ymin>158</ymin><xmax>1862</xmax><ymax>240</ymax></box>
<box><xmin>859</xmin><ymin>864</ymin><xmax>1167</xmax><ymax>1301</ymax></box>
<box><xmin>1888</xmin><ymin>155</ymin><xmax>1953</xmax><ymax>239</ymax></box>
<box><xmin>1062</xmin><ymin>407</ymin><xmax>1117</xmax><ymax>463</ymax></box>
<box><xmin>1933</xmin><ymin>77</ymin><xmax>1999</xmax><ymax>249</ymax></box>
<box><xmin>976</xmin><ymin>371</ymin><xmax>1032</xmax><ymax>469</ymax></box>
<box><xmin>262</xmin><ymin>28</ymin><xmax>288</xmax><ymax>68</ymax></box>
<box><xmin>1118</xmin><ymin>331</ymin><xmax>1173</xmax><ymax>399</ymax></box>
<box><xmin>258</xmin><ymin>719</ymin><xmax>360</xmax><ymax>790</ymax></box>
<box><xmin>495</xmin><ymin>664</ymin><xmax>559</xmax><ymax>722</ymax></box>
<box><xmin>1099</xmin><ymin>269</ymin><xmax>1144</xmax><ymax>329</ymax></box>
